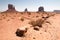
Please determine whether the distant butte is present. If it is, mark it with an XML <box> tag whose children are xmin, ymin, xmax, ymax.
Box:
<box><xmin>38</xmin><ymin>6</ymin><xmax>44</xmax><ymax>12</ymax></box>
<box><xmin>4</xmin><ymin>4</ymin><xmax>17</xmax><ymax>12</ymax></box>
<box><xmin>4</xmin><ymin>4</ymin><xmax>45</xmax><ymax>12</ymax></box>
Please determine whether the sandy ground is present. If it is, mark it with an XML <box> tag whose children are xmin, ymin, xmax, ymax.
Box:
<box><xmin>0</xmin><ymin>12</ymin><xmax>60</xmax><ymax>40</ymax></box>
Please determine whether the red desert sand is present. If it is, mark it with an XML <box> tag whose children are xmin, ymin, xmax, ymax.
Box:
<box><xmin>0</xmin><ymin>11</ymin><xmax>60</xmax><ymax>40</ymax></box>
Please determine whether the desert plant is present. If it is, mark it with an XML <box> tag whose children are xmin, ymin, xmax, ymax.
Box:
<box><xmin>7</xmin><ymin>19</ymin><xmax>10</xmax><ymax>21</ymax></box>
<box><xmin>20</xmin><ymin>18</ymin><xmax>24</xmax><ymax>21</ymax></box>
<box><xmin>28</xmin><ymin>12</ymin><xmax>31</xmax><ymax>15</ymax></box>
<box><xmin>29</xmin><ymin>19</ymin><xmax>44</xmax><ymax>27</ymax></box>
<box><xmin>20</xmin><ymin>12</ymin><xmax>23</xmax><ymax>14</ymax></box>
<box><xmin>36</xmin><ymin>15</ymin><xmax>39</xmax><ymax>17</ymax></box>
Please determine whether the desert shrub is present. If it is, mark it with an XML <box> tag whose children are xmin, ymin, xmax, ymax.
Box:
<box><xmin>0</xmin><ymin>18</ymin><xmax>2</xmax><ymax>20</ymax></box>
<box><xmin>20</xmin><ymin>12</ymin><xmax>23</xmax><ymax>14</ymax></box>
<box><xmin>33</xmin><ymin>26</ymin><xmax>39</xmax><ymax>31</ymax></box>
<box><xmin>36</xmin><ymin>15</ymin><xmax>39</xmax><ymax>17</ymax></box>
<box><xmin>20</xmin><ymin>18</ymin><xmax>24</xmax><ymax>21</ymax></box>
<box><xmin>28</xmin><ymin>12</ymin><xmax>31</xmax><ymax>15</ymax></box>
<box><xmin>15</xmin><ymin>28</ymin><xmax>27</xmax><ymax>37</ymax></box>
<box><xmin>11</xmin><ymin>17</ymin><xmax>14</xmax><ymax>19</ymax></box>
<box><xmin>7</xmin><ymin>19</ymin><xmax>10</xmax><ymax>21</ymax></box>
<box><xmin>29</xmin><ymin>20</ymin><xmax>36</xmax><ymax>26</ymax></box>
<box><xmin>3</xmin><ymin>17</ymin><xmax>6</xmax><ymax>19</ymax></box>
<box><xmin>16</xmin><ymin>13</ymin><xmax>17</xmax><ymax>14</ymax></box>
<box><xmin>29</xmin><ymin>19</ymin><xmax>44</xmax><ymax>27</ymax></box>
<box><xmin>2</xmin><ymin>14</ymin><xmax>4</xmax><ymax>16</ymax></box>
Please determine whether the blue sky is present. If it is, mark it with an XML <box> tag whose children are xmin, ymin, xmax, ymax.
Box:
<box><xmin>0</xmin><ymin>0</ymin><xmax>60</xmax><ymax>11</ymax></box>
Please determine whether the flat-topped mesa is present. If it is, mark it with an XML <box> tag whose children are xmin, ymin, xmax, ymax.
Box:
<box><xmin>38</xmin><ymin>6</ymin><xmax>44</xmax><ymax>12</ymax></box>
<box><xmin>7</xmin><ymin>4</ymin><xmax>16</xmax><ymax>12</ymax></box>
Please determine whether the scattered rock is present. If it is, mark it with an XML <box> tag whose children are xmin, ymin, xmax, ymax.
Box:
<box><xmin>34</xmin><ymin>26</ymin><xmax>39</xmax><ymax>31</ymax></box>
<box><xmin>15</xmin><ymin>28</ymin><xmax>27</xmax><ymax>37</ymax></box>
<box><xmin>42</xmin><ymin>16</ymin><xmax>48</xmax><ymax>18</ymax></box>
<box><xmin>36</xmin><ymin>15</ymin><xmax>39</xmax><ymax>17</ymax></box>
<box><xmin>33</xmin><ymin>37</ymin><xmax>36</xmax><ymax>39</ymax></box>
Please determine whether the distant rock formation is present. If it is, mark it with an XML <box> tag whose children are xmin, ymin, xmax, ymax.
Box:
<box><xmin>38</xmin><ymin>6</ymin><xmax>44</xmax><ymax>12</ymax></box>
<box><xmin>24</xmin><ymin>8</ymin><xmax>28</xmax><ymax>12</ymax></box>
<box><xmin>54</xmin><ymin>10</ymin><xmax>60</xmax><ymax>12</ymax></box>
<box><xmin>7</xmin><ymin>4</ymin><xmax>16</xmax><ymax>12</ymax></box>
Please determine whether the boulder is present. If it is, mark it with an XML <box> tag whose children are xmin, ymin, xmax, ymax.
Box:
<box><xmin>16</xmin><ymin>27</ymin><xmax>27</xmax><ymax>37</ymax></box>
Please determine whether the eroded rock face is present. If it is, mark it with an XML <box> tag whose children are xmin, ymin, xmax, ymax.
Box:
<box><xmin>7</xmin><ymin>4</ymin><xmax>16</xmax><ymax>11</ymax></box>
